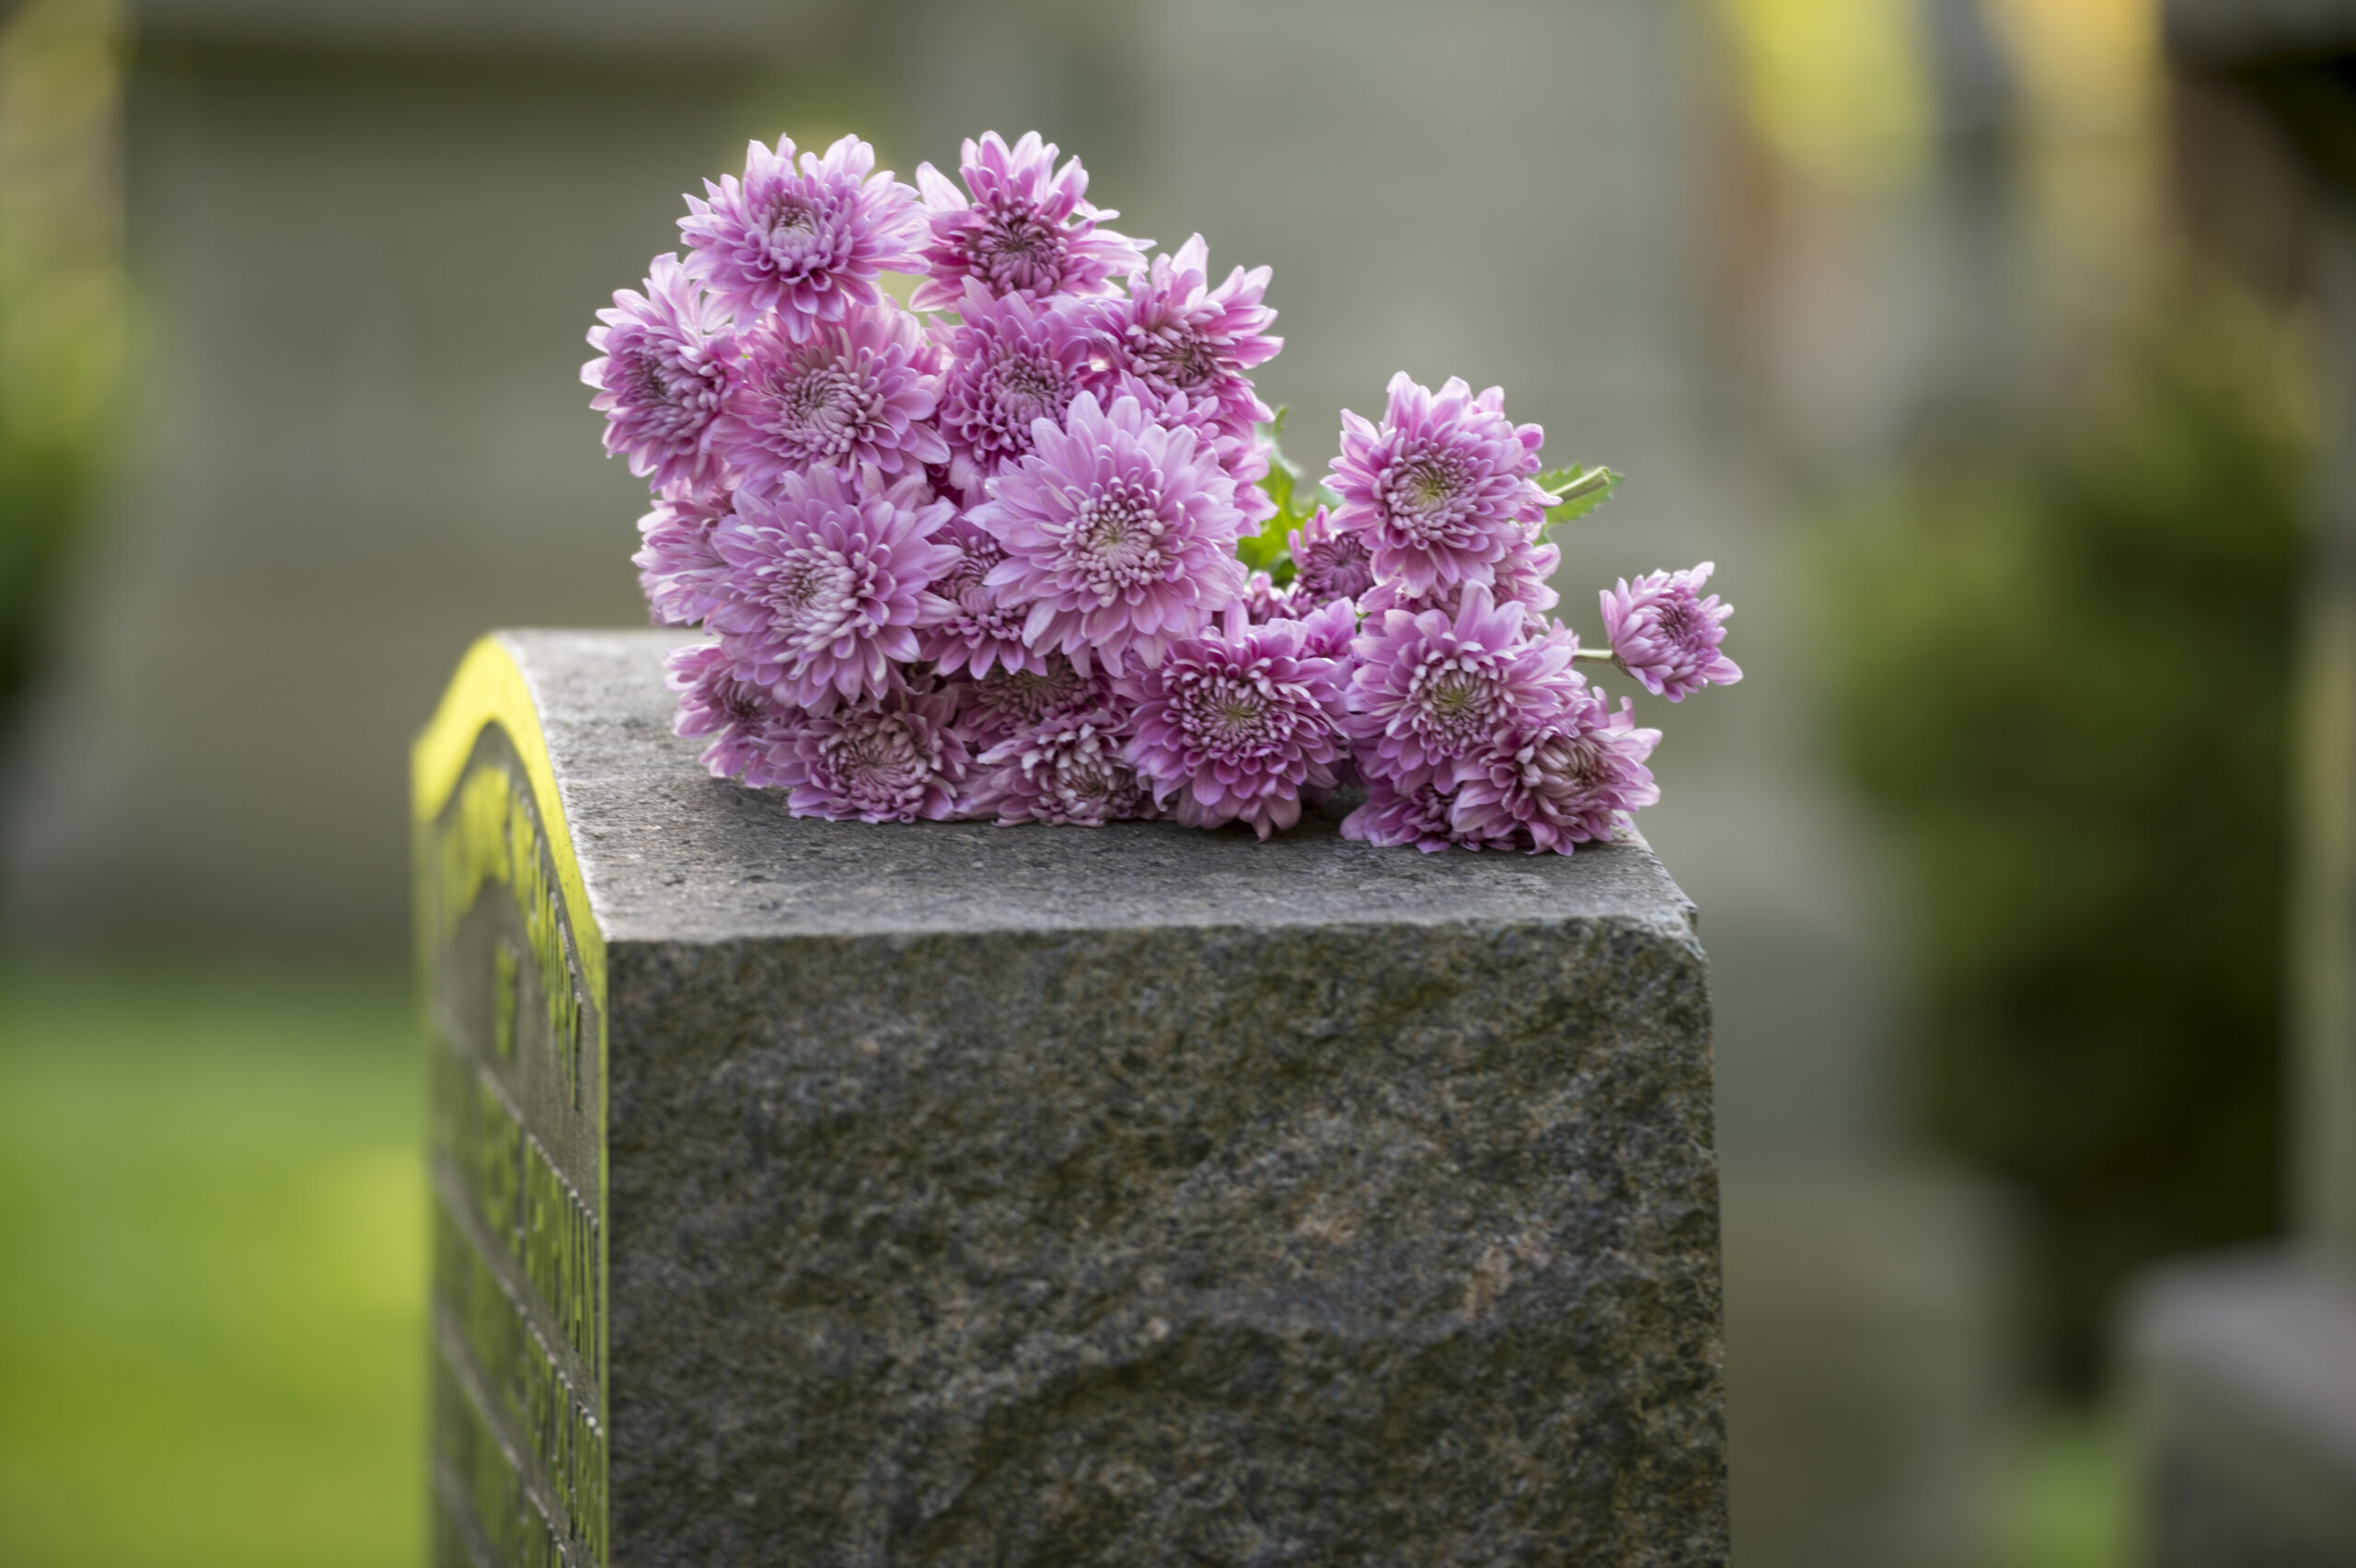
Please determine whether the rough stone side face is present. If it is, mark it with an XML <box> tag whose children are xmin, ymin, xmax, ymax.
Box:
<box><xmin>606</xmin><ymin>916</ymin><xmax>1725</xmax><ymax>1567</ymax></box>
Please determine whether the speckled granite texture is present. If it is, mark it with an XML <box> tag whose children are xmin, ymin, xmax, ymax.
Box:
<box><xmin>513</xmin><ymin>628</ymin><xmax>1726</xmax><ymax>1567</ymax></box>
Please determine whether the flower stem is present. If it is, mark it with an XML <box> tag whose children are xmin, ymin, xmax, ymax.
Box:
<box><xmin>1572</xmin><ymin>646</ymin><xmax>1619</xmax><ymax>664</ymax></box>
<box><xmin>1552</xmin><ymin>468</ymin><xmax>1617</xmax><ymax>503</ymax></box>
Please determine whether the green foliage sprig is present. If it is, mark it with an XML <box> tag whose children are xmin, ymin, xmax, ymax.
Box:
<box><xmin>1235</xmin><ymin>409</ymin><xmax>1335</xmax><ymax>585</ymax></box>
<box><xmin>1536</xmin><ymin>464</ymin><xmax>1621</xmax><ymax>533</ymax></box>
<box><xmin>1233</xmin><ymin>421</ymin><xmax>1623</xmax><ymax>586</ymax></box>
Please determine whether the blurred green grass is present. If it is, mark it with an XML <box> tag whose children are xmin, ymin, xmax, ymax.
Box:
<box><xmin>1987</xmin><ymin>1409</ymin><xmax>2133</xmax><ymax>1568</ymax></box>
<box><xmin>0</xmin><ymin>961</ymin><xmax>423</xmax><ymax>1568</ymax></box>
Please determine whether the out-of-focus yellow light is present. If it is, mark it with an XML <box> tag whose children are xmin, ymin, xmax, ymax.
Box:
<box><xmin>1715</xmin><ymin>0</ymin><xmax>1934</xmax><ymax>193</ymax></box>
<box><xmin>1981</xmin><ymin>0</ymin><xmax>2162</xmax><ymax>319</ymax></box>
<box><xmin>1981</xmin><ymin>0</ymin><xmax>2158</xmax><ymax>139</ymax></box>
<box><xmin>0</xmin><ymin>0</ymin><xmax>126</xmax><ymax>452</ymax></box>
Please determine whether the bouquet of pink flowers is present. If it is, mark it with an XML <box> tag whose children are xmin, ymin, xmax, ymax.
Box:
<box><xmin>586</xmin><ymin>130</ymin><xmax>1740</xmax><ymax>851</ymax></box>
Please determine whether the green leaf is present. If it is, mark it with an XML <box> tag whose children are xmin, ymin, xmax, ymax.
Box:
<box><xmin>1238</xmin><ymin>407</ymin><xmax>1321</xmax><ymax>585</ymax></box>
<box><xmin>1537</xmin><ymin>464</ymin><xmax>1622</xmax><ymax>532</ymax></box>
<box><xmin>1233</xmin><ymin>511</ymin><xmax>1300</xmax><ymax>581</ymax></box>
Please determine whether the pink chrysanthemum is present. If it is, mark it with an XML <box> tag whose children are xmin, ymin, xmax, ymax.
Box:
<box><xmin>679</xmin><ymin>134</ymin><xmax>924</xmax><ymax>336</ymax></box>
<box><xmin>1091</xmin><ymin>236</ymin><xmax>1279</xmax><ymax>442</ymax></box>
<box><xmin>1360</xmin><ymin>525</ymin><xmax>1561</xmax><ymax>619</ymax></box>
<box><xmin>1345</xmin><ymin>583</ymin><xmax>1577</xmax><ymax>790</ymax></box>
<box><xmin>1600</xmin><ymin>562</ymin><xmax>1744</xmax><ymax>701</ymax></box>
<box><xmin>714</xmin><ymin>303</ymin><xmax>947</xmax><ymax>488</ymax></box>
<box><xmin>1495</xmin><ymin>529</ymin><xmax>1564</xmax><ymax>614</ymax></box>
<box><xmin>932</xmin><ymin>284</ymin><xmax>1097</xmax><ymax>501</ymax></box>
<box><xmin>765</xmin><ymin>684</ymin><xmax>972</xmax><ymax>823</ymax></box>
<box><xmin>634</xmin><ymin>484</ymin><xmax>736</xmax><ymax>627</ymax></box>
<box><xmin>1095</xmin><ymin>373</ymin><xmax>1276</xmax><ymax>525</ymax></box>
<box><xmin>959</xmin><ymin>654</ymin><xmax>1107</xmax><ymax>742</ymax></box>
<box><xmin>1288</xmin><ymin>504</ymin><xmax>1376</xmax><ymax>608</ymax></box>
<box><xmin>1340</xmin><ymin>774</ymin><xmax>1460</xmax><ymax>854</ymax></box>
<box><xmin>668</xmin><ymin>641</ymin><xmax>791</xmax><ymax>782</ymax></box>
<box><xmin>1293</xmin><ymin>596</ymin><xmax>1359</xmax><ymax>661</ymax></box>
<box><xmin>1120</xmin><ymin>606</ymin><xmax>1349</xmax><ymax>838</ymax></box>
<box><xmin>1240</xmin><ymin>571</ymin><xmax>1296</xmax><ymax>624</ymax></box>
<box><xmin>1450</xmin><ymin>686</ymin><xmax>1662</xmax><ymax>853</ymax></box>
<box><xmin>705</xmin><ymin>467</ymin><xmax>958</xmax><ymax>710</ymax></box>
<box><xmin>582</xmin><ymin>254</ymin><xmax>737</xmax><ymax>491</ymax></box>
<box><xmin>1329</xmin><ymin>373</ymin><xmax>1552</xmax><ymax>597</ymax></box>
<box><xmin>972</xmin><ymin>391</ymin><xmax>1250</xmax><ymax>674</ymax></box>
<box><xmin>918</xmin><ymin>514</ymin><xmax>1033</xmax><ymax>677</ymax></box>
<box><xmin>971</xmin><ymin>709</ymin><xmax>1152</xmax><ymax>826</ymax></box>
<box><xmin>909</xmin><ymin>131</ymin><xmax>1147</xmax><ymax>312</ymax></box>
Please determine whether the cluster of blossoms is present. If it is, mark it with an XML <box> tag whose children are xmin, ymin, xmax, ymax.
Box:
<box><xmin>587</xmin><ymin>130</ymin><xmax>1740</xmax><ymax>852</ymax></box>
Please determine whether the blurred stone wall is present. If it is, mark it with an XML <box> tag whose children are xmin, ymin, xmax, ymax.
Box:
<box><xmin>0</xmin><ymin>1</ymin><xmax>834</xmax><ymax>944</ymax></box>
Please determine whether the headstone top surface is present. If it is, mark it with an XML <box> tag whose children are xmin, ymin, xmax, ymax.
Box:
<box><xmin>498</xmin><ymin>629</ymin><xmax>1702</xmax><ymax>946</ymax></box>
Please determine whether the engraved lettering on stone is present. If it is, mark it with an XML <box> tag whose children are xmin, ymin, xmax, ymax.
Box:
<box><xmin>424</xmin><ymin>730</ymin><xmax>606</xmax><ymax>1568</ymax></box>
<box><xmin>433</xmin><ymin>1352</ymin><xmax>573</xmax><ymax>1568</ymax></box>
<box><xmin>434</xmin><ymin>1195</ymin><xmax>608</xmax><ymax>1559</ymax></box>
<box><xmin>433</xmin><ymin>1046</ymin><xmax>604</xmax><ymax>1387</ymax></box>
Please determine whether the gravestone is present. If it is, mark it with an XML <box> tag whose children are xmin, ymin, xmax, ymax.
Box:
<box><xmin>415</xmin><ymin>628</ymin><xmax>1728</xmax><ymax>1566</ymax></box>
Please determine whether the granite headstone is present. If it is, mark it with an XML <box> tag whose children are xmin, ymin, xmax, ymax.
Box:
<box><xmin>415</xmin><ymin>629</ymin><xmax>1728</xmax><ymax>1566</ymax></box>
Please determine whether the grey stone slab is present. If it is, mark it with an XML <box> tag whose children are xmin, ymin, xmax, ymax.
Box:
<box><xmin>418</xmin><ymin>628</ymin><xmax>1727</xmax><ymax>1566</ymax></box>
<box><xmin>2123</xmin><ymin>1252</ymin><xmax>2356</xmax><ymax>1567</ymax></box>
